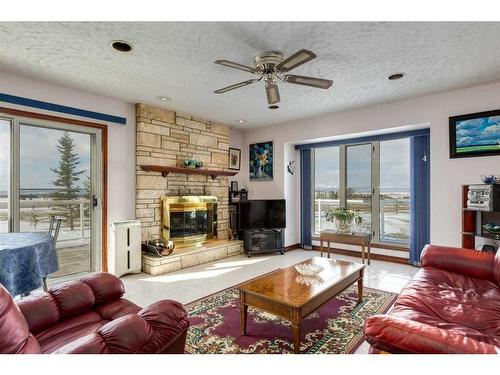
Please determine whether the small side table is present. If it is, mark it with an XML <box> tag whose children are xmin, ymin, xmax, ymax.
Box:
<box><xmin>319</xmin><ymin>230</ymin><xmax>372</xmax><ymax>265</ymax></box>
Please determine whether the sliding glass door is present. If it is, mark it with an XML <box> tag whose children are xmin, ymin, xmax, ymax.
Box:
<box><xmin>1</xmin><ymin>115</ymin><xmax>102</xmax><ymax>278</ymax></box>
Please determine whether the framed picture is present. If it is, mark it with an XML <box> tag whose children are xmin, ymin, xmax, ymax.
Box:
<box><xmin>230</xmin><ymin>181</ymin><xmax>238</xmax><ymax>192</ymax></box>
<box><xmin>228</xmin><ymin>148</ymin><xmax>241</xmax><ymax>170</ymax></box>
<box><xmin>249</xmin><ymin>141</ymin><xmax>273</xmax><ymax>181</ymax></box>
<box><xmin>449</xmin><ymin>109</ymin><xmax>500</xmax><ymax>158</ymax></box>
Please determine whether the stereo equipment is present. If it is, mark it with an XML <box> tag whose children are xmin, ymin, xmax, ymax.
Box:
<box><xmin>467</xmin><ymin>184</ymin><xmax>500</xmax><ymax>211</ymax></box>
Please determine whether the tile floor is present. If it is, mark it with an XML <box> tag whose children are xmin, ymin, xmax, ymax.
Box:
<box><xmin>121</xmin><ymin>249</ymin><xmax>419</xmax><ymax>354</ymax></box>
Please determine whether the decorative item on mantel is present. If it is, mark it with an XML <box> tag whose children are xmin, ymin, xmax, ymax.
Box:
<box><xmin>182</xmin><ymin>159</ymin><xmax>203</xmax><ymax>169</ymax></box>
<box><xmin>325</xmin><ymin>207</ymin><xmax>362</xmax><ymax>233</ymax></box>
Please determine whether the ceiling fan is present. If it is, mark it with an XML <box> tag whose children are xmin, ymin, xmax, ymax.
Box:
<box><xmin>213</xmin><ymin>49</ymin><xmax>333</xmax><ymax>108</ymax></box>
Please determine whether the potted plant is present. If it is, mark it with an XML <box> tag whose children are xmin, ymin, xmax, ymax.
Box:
<box><xmin>325</xmin><ymin>207</ymin><xmax>362</xmax><ymax>233</ymax></box>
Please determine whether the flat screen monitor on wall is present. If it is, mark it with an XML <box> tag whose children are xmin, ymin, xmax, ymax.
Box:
<box><xmin>238</xmin><ymin>199</ymin><xmax>286</xmax><ymax>230</ymax></box>
<box><xmin>449</xmin><ymin>109</ymin><xmax>500</xmax><ymax>158</ymax></box>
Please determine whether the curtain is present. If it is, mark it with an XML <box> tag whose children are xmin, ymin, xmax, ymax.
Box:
<box><xmin>409</xmin><ymin>135</ymin><xmax>430</xmax><ymax>266</ymax></box>
<box><xmin>300</xmin><ymin>149</ymin><xmax>312</xmax><ymax>248</ymax></box>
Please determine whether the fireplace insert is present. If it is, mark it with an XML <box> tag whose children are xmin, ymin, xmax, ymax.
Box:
<box><xmin>161</xmin><ymin>196</ymin><xmax>218</xmax><ymax>243</ymax></box>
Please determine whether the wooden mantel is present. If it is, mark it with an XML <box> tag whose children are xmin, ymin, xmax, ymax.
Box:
<box><xmin>140</xmin><ymin>165</ymin><xmax>238</xmax><ymax>180</ymax></box>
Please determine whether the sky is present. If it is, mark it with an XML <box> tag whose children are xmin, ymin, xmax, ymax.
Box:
<box><xmin>456</xmin><ymin>115</ymin><xmax>500</xmax><ymax>147</ymax></box>
<box><xmin>314</xmin><ymin>138</ymin><xmax>410</xmax><ymax>191</ymax></box>
<box><xmin>0</xmin><ymin>122</ymin><xmax>90</xmax><ymax>191</ymax></box>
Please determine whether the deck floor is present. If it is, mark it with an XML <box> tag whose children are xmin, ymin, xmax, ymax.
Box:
<box><xmin>50</xmin><ymin>244</ymin><xmax>90</xmax><ymax>278</ymax></box>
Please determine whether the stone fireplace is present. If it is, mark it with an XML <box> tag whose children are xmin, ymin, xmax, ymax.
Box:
<box><xmin>161</xmin><ymin>196</ymin><xmax>217</xmax><ymax>243</ymax></box>
<box><xmin>135</xmin><ymin>104</ymin><xmax>243</xmax><ymax>275</ymax></box>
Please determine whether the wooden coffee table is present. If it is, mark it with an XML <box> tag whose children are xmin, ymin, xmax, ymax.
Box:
<box><xmin>238</xmin><ymin>257</ymin><xmax>365</xmax><ymax>354</ymax></box>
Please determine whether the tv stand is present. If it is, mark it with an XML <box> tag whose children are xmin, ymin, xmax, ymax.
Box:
<box><xmin>243</xmin><ymin>229</ymin><xmax>285</xmax><ymax>257</ymax></box>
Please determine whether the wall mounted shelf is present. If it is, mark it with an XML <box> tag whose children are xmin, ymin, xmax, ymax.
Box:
<box><xmin>140</xmin><ymin>165</ymin><xmax>237</xmax><ymax>180</ymax></box>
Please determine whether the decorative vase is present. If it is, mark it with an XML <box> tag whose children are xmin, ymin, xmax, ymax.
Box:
<box><xmin>334</xmin><ymin>219</ymin><xmax>352</xmax><ymax>233</ymax></box>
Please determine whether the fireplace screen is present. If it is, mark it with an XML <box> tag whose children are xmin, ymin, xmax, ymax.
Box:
<box><xmin>161</xmin><ymin>196</ymin><xmax>217</xmax><ymax>243</ymax></box>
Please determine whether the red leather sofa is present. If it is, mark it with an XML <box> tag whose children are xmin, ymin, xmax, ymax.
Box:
<box><xmin>364</xmin><ymin>244</ymin><xmax>500</xmax><ymax>354</ymax></box>
<box><xmin>0</xmin><ymin>272</ymin><xmax>190</xmax><ymax>354</ymax></box>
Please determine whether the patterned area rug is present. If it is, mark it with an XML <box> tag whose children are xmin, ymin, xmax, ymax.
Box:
<box><xmin>185</xmin><ymin>284</ymin><xmax>396</xmax><ymax>354</ymax></box>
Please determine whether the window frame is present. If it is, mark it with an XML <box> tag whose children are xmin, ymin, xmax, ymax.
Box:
<box><xmin>312</xmin><ymin>138</ymin><xmax>410</xmax><ymax>247</ymax></box>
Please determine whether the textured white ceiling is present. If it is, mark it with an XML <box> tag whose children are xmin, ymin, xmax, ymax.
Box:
<box><xmin>1</xmin><ymin>22</ymin><xmax>500</xmax><ymax>128</ymax></box>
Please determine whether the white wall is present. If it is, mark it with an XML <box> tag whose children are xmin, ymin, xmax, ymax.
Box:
<box><xmin>242</xmin><ymin>80</ymin><xmax>500</xmax><ymax>247</ymax></box>
<box><xmin>0</xmin><ymin>70</ymin><xmax>136</xmax><ymax>231</ymax></box>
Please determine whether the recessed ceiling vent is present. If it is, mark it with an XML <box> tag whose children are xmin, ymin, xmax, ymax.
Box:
<box><xmin>111</xmin><ymin>40</ymin><xmax>133</xmax><ymax>53</ymax></box>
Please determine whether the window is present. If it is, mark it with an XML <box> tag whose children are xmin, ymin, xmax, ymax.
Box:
<box><xmin>313</xmin><ymin>137</ymin><xmax>411</xmax><ymax>246</ymax></box>
<box><xmin>379</xmin><ymin>139</ymin><xmax>410</xmax><ymax>243</ymax></box>
<box><xmin>314</xmin><ymin>147</ymin><xmax>339</xmax><ymax>233</ymax></box>
<box><xmin>346</xmin><ymin>144</ymin><xmax>372</xmax><ymax>234</ymax></box>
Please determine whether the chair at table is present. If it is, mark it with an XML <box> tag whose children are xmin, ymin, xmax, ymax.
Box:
<box><xmin>42</xmin><ymin>216</ymin><xmax>62</xmax><ymax>291</ymax></box>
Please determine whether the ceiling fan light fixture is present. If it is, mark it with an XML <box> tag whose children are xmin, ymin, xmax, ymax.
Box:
<box><xmin>265</xmin><ymin>83</ymin><xmax>280</xmax><ymax>105</ymax></box>
<box><xmin>213</xmin><ymin>48</ymin><xmax>331</xmax><ymax>106</ymax></box>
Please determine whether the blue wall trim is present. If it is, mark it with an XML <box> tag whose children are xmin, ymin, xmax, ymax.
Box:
<box><xmin>300</xmin><ymin>149</ymin><xmax>313</xmax><ymax>248</ymax></box>
<box><xmin>295</xmin><ymin>128</ymin><xmax>430</xmax><ymax>150</ymax></box>
<box><xmin>0</xmin><ymin>92</ymin><xmax>127</xmax><ymax>125</ymax></box>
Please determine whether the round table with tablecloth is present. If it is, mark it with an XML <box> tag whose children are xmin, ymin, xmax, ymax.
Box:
<box><xmin>0</xmin><ymin>232</ymin><xmax>59</xmax><ymax>296</ymax></box>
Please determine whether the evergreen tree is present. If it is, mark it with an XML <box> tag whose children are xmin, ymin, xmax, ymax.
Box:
<box><xmin>51</xmin><ymin>132</ymin><xmax>86</xmax><ymax>230</ymax></box>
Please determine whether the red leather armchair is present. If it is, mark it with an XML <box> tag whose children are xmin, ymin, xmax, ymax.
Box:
<box><xmin>0</xmin><ymin>273</ymin><xmax>190</xmax><ymax>354</ymax></box>
<box><xmin>364</xmin><ymin>244</ymin><xmax>500</xmax><ymax>354</ymax></box>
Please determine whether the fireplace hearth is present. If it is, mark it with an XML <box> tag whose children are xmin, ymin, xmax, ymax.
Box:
<box><xmin>161</xmin><ymin>196</ymin><xmax>217</xmax><ymax>243</ymax></box>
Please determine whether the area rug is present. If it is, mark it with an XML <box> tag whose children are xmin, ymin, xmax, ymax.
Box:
<box><xmin>185</xmin><ymin>284</ymin><xmax>397</xmax><ymax>354</ymax></box>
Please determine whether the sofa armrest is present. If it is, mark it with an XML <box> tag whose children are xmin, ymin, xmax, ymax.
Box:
<box><xmin>364</xmin><ymin>315</ymin><xmax>500</xmax><ymax>354</ymax></box>
<box><xmin>420</xmin><ymin>245</ymin><xmax>495</xmax><ymax>282</ymax></box>
<box><xmin>54</xmin><ymin>300</ymin><xmax>190</xmax><ymax>354</ymax></box>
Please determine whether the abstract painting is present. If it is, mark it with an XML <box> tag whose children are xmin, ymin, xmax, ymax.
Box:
<box><xmin>249</xmin><ymin>141</ymin><xmax>273</xmax><ymax>181</ymax></box>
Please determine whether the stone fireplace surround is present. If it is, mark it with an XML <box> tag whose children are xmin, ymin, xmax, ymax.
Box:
<box><xmin>135</xmin><ymin>104</ymin><xmax>243</xmax><ymax>275</ymax></box>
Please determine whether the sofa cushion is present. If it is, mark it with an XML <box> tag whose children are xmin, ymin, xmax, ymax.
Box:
<box><xmin>50</xmin><ymin>281</ymin><xmax>96</xmax><ymax>319</ymax></box>
<box><xmin>80</xmin><ymin>273</ymin><xmax>125</xmax><ymax>305</ymax></box>
<box><xmin>389</xmin><ymin>267</ymin><xmax>500</xmax><ymax>347</ymax></box>
<box><xmin>94</xmin><ymin>299</ymin><xmax>141</xmax><ymax>321</ymax></box>
<box><xmin>36</xmin><ymin>311</ymin><xmax>107</xmax><ymax>353</ymax></box>
<box><xmin>17</xmin><ymin>293</ymin><xmax>60</xmax><ymax>335</ymax></box>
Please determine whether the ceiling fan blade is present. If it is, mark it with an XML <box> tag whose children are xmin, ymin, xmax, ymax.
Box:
<box><xmin>214</xmin><ymin>79</ymin><xmax>258</xmax><ymax>94</ymax></box>
<box><xmin>283</xmin><ymin>74</ymin><xmax>333</xmax><ymax>89</ymax></box>
<box><xmin>265</xmin><ymin>83</ymin><xmax>280</xmax><ymax>105</ymax></box>
<box><xmin>276</xmin><ymin>49</ymin><xmax>317</xmax><ymax>72</ymax></box>
<box><xmin>214</xmin><ymin>59</ymin><xmax>257</xmax><ymax>73</ymax></box>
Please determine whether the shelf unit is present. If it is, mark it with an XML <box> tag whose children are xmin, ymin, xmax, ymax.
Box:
<box><xmin>140</xmin><ymin>165</ymin><xmax>237</xmax><ymax>180</ymax></box>
<box><xmin>461</xmin><ymin>184</ymin><xmax>500</xmax><ymax>249</ymax></box>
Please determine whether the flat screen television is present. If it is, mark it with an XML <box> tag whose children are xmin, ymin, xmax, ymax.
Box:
<box><xmin>238</xmin><ymin>199</ymin><xmax>286</xmax><ymax>230</ymax></box>
<box><xmin>449</xmin><ymin>109</ymin><xmax>500</xmax><ymax>158</ymax></box>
